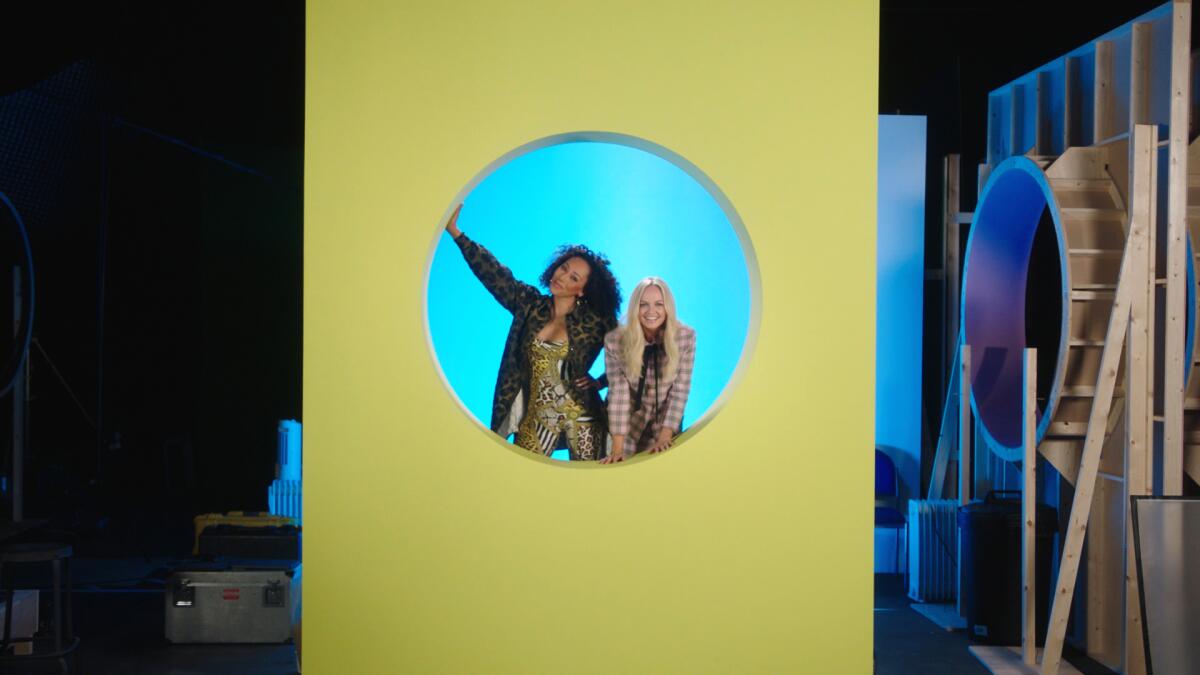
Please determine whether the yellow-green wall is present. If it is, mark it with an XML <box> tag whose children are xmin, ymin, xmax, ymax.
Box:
<box><xmin>306</xmin><ymin>2</ymin><xmax>878</xmax><ymax>672</ymax></box>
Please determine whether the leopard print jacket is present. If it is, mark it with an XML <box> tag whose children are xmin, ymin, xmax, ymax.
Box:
<box><xmin>454</xmin><ymin>234</ymin><xmax>617</xmax><ymax>437</ymax></box>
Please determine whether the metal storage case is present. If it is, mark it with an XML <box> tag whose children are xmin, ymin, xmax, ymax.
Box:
<box><xmin>165</xmin><ymin>566</ymin><xmax>296</xmax><ymax>644</ymax></box>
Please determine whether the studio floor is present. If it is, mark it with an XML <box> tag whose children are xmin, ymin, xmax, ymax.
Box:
<box><xmin>11</xmin><ymin>566</ymin><xmax>1131</xmax><ymax>673</ymax></box>
<box><xmin>5</xmin><ymin>557</ymin><xmax>297</xmax><ymax>675</ymax></box>
<box><xmin>874</xmin><ymin>573</ymin><xmax>987</xmax><ymax>674</ymax></box>
<box><xmin>874</xmin><ymin>574</ymin><xmax>1119</xmax><ymax>675</ymax></box>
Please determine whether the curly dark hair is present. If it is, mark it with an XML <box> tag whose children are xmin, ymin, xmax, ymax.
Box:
<box><xmin>539</xmin><ymin>244</ymin><xmax>621</xmax><ymax>320</ymax></box>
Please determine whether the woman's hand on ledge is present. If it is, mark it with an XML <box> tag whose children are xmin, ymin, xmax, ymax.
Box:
<box><xmin>647</xmin><ymin>429</ymin><xmax>674</xmax><ymax>453</ymax></box>
<box><xmin>599</xmin><ymin>435</ymin><xmax>626</xmax><ymax>464</ymax></box>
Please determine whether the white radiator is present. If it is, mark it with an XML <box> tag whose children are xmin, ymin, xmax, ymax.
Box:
<box><xmin>907</xmin><ymin>499</ymin><xmax>958</xmax><ymax>602</ymax></box>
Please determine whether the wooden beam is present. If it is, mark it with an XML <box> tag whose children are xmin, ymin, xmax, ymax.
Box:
<box><xmin>1084</xmin><ymin>475</ymin><xmax>1123</xmax><ymax>670</ymax></box>
<box><xmin>958</xmin><ymin>344</ymin><xmax>972</xmax><ymax>618</ymax></box>
<box><xmin>975</xmin><ymin>417</ymin><xmax>994</xmax><ymax>500</ymax></box>
<box><xmin>930</xmin><ymin>409</ymin><xmax>950</xmax><ymax>499</ymax></box>
<box><xmin>945</xmin><ymin>155</ymin><xmax>961</xmax><ymax>385</ymax></box>
<box><xmin>1036</xmin><ymin>72</ymin><xmax>1052</xmax><ymax>156</ymax></box>
<box><xmin>1039</xmin><ymin>125</ymin><xmax>1153</xmax><ymax>675</ymax></box>
<box><xmin>1163</xmin><ymin>0</ymin><xmax>1191</xmax><ymax>497</ymax></box>
<box><xmin>1022</xmin><ymin>348</ymin><xmax>1037</xmax><ymax>666</ymax></box>
<box><xmin>960</xmin><ymin>344</ymin><xmax>973</xmax><ymax>507</ymax></box>
<box><xmin>1094</xmin><ymin>41</ymin><xmax>1115</xmax><ymax>143</ymax></box>
<box><xmin>1065</xmin><ymin>57</ymin><xmax>1081</xmax><ymax>149</ymax></box>
<box><xmin>1012</xmin><ymin>84</ymin><xmax>1026</xmax><ymax>157</ymax></box>
<box><xmin>1130</xmin><ymin>23</ymin><xmax>1152</xmax><ymax>128</ymax></box>
<box><xmin>972</xmin><ymin>646</ymin><xmax>1083</xmax><ymax>674</ymax></box>
<box><xmin>1192</xmin><ymin>51</ymin><xmax>1200</xmax><ymax>139</ymax></box>
<box><xmin>929</xmin><ymin>338</ymin><xmax>962</xmax><ymax>501</ymax></box>
<box><xmin>989</xmin><ymin>94</ymin><xmax>1005</xmax><ymax>167</ymax></box>
<box><xmin>1123</xmin><ymin>121</ymin><xmax>1155</xmax><ymax>675</ymax></box>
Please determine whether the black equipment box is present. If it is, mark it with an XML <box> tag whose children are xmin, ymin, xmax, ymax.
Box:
<box><xmin>198</xmin><ymin>524</ymin><xmax>300</xmax><ymax>559</ymax></box>
<box><xmin>959</xmin><ymin>491</ymin><xmax>1058</xmax><ymax>645</ymax></box>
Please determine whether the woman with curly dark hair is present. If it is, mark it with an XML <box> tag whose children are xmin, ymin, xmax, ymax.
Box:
<box><xmin>443</xmin><ymin>204</ymin><xmax>620</xmax><ymax>460</ymax></box>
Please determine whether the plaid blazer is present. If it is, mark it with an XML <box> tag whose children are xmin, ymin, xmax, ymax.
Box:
<box><xmin>604</xmin><ymin>324</ymin><xmax>696</xmax><ymax>454</ymax></box>
<box><xmin>454</xmin><ymin>234</ymin><xmax>616</xmax><ymax>437</ymax></box>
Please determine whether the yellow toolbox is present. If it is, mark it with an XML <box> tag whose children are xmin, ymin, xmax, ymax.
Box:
<box><xmin>192</xmin><ymin>512</ymin><xmax>297</xmax><ymax>555</ymax></box>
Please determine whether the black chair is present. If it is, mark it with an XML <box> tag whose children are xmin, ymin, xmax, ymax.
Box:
<box><xmin>0</xmin><ymin>540</ymin><xmax>78</xmax><ymax>673</ymax></box>
<box><xmin>875</xmin><ymin>450</ymin><xmax>906</xmax><ymax>577</ymax></box>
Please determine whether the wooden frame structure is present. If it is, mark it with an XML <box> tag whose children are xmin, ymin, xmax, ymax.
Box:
<box><xmin>927</xmin><ymin>3</ymin><xmax>1195</xmax><ymax>673</ymax></box>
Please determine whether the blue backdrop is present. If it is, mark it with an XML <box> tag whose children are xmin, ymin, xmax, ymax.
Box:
<box><xmin>426</xmin><ymin>140</ymin><xmax>751</xmax><ymax>460</ymax></box>
<box><xmin>875</xmin><ymin>115</ymin><xmax>926</xmax><ymax>571</ymax></box>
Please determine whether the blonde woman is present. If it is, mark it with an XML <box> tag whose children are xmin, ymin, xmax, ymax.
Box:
<box><xmin>599</xmin><ymin>277</ymin><xmax>696</xmax><ymax>463</ymax></box>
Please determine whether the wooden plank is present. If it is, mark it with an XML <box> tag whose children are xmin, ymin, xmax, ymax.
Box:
<box><xmin>1039</xmin><ymin>125</ymin><xmax>1152</xmax><ymax>675</ymax></box>
<box><xmin>1012</xmin><ymin>84</ymin><xmax>1025</xmax><ymax>158</ymax></box>
<box><xmin>1064</xmin><ymin>57</ymin><xmax>1081</xmax><ymax>149</ymax></box>
<box><xmin>1187</xmin><ymin>444</ymin><xmax>1200</xmax><ymax>480</ymax></box>
<box><xmin>975</xmin><ymin>417</ymin><xmax>993</xmax><ymax>500</ymax></box>
<box><xmin>1036</xmin><ymin>72</ymin><xmax>1052</xmax><ymax>156</ymax></box>
<box><xmin>1130</xmin><ymin>23</ymin><xmax>1152</xmax><ymax>128</ymax></box>
<box><xmin>1096</xmin><ymin>410</ymin><xmax>1128</xmax><ymax>480</ymax></box>
<box><xmin>989</xmin><ymin>94</ymin><xmax>1005</xmax><ymax>167</ymax></box>
<box><xmin>1085</xmin><ymin>477</ymin><xmax>1125</xmax><ymax>671</ymax></box>
<box><xmin>1022</xmin><ymin>348</ymin><xmax>1037</xmax><ymax>665</ymax></box>
<box><xmin>960</xmin><ymin>344</ymin><xmax>972</xmax><ymax>507</ymax></box>
<box><xmin>1123</xmin><ymin>120</ymin><xmax>1154</xmax><ymax>675</ymax></box>
<box><xmin>945</xmin><ymin>155</ymin><xmax>961</xmax><ymax>387</ymax></box>
<box><xmin>971</xmin><ymin>646</ymin><xmax>1083</xmax><ymax>674</ymax></box>
<box><xmin>1044</xmin><ymin>146</ymin><xmax>1105</xmax><ymax>181</ymax></box>
<box><xmin>929</xmin><ymin>339</ymin><xmax>960</xmax><ymax>501</ymax></box>
<box><xmin>1039</xmin><ymin>440</ymin><xmax>1080</xmax><ymax>485</ymax></box>
<box><xmin>958</xmin><ymin>344</ymin><xmax>972</xmax><ymax>618</ymax></box>
<box><xmin>1094</xmin><ymin>41</ymin><xmax>1115</xmax><ymax>144</ymax></box>
<box><xmin>929</xmin><ymin>420</ymin><xmax>950</xmax><ymax>500</ymax></box>
<box><xmin>1163</xmin><ymin>0</ymin><xmax>1191</xmax><ymax>497</ymax></box>
<box><xmin>1192</xmin><ymin>52</ymin><xmax>1200</xmax><ymax>140</ymax></box>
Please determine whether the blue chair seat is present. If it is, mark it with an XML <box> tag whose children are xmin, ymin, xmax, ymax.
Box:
<box><xmin>875</xmin><ymin>449</ymin><xmax>907</xmax><ymax>576</ymax></box>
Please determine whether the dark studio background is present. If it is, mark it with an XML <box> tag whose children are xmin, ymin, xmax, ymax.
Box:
<box><xmin>0</xmin><ymin>3</ymin><xmax>302</xmax><ymax>556</ymax></box>
<box><xmin>0</xmin><ymin>1</ymin><xmax>1187</xmax><ymax>558</ymax></box>
<box><xmin>879</xmin><ymin>0</ymin><xmax>1185</xmax><ymax>495</ymax></box>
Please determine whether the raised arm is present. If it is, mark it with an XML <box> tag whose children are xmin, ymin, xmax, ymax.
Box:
<box><xmin>445</xmin><ymin>204</ymin><xmax>541</xmax><ymax>314</ymax></box>
<box><xmin>444</xmin><ymin>203</ymin><xmax>464</xmax><ymax>239</ymax></box>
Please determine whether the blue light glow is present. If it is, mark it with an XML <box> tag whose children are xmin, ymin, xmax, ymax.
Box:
<box><xmin>875</xmin><ymin>115</ymin><xmax>926</xmax><ymax>516</ymax></box>
<box><xmin>426</xmin><ymin>141</ymin><xmax>751</xmax><ymax>460</ymax></box>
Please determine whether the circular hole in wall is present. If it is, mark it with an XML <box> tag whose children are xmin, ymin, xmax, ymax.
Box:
<box><xmin>425</xmin><ymin>133</ymin><xmax>757</xmax><ymax>464</ymax></box>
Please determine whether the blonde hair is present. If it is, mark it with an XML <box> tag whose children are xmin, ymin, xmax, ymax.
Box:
<box><xmin>618</xmin><ymin>277</ymin><xmax>681</xmax><ymax>384</ymax></box>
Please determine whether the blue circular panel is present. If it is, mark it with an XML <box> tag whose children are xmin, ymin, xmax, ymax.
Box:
<box><xmin>962</xmin><ymin>158</ymin><xmax>1067</xmax><ymax>451</ymax></box>
<box><xmin>426</xmin><ymin>137</ymin><xmax>753</xmax><ymax>460</ymax></box>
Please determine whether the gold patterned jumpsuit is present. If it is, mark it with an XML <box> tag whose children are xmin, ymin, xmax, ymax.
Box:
<box><xmin>514</xmin><ymin>338</ymin><xmax>600</xmax><ymax>460</ymax></box>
